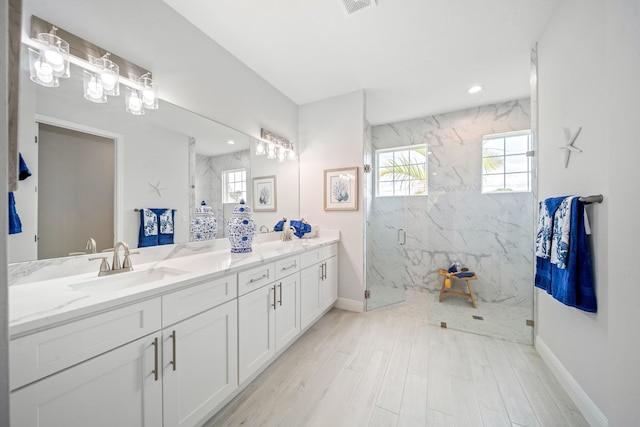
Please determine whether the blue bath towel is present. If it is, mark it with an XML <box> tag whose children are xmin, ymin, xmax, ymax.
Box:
<box><xmin>8</xmin><ymin>192</ymin><xmax>22</xmax><ymax>234</ymax></box>
<box><xmin>138</xmin><ymin>209</ymin><xmax>158</xmax><ymax>248</ymax></box>
<box><xmin>157</xmin><ymin>209</ymin><xmax>174</xmax><ymax>245</ymax></box>
<box><xmin>535</xmin><ymin>197</ymin><xmax>597</xmax><ymax>313</ymax></box>
<box><xmin>18</xmin><ymin>153</ymin><xmax>32</xmax><ymax>181</ymax></box>
<box><xmin>138</xmin><ymin>208</ymin><xmax>175</xmax><ymax>247</ymax></box>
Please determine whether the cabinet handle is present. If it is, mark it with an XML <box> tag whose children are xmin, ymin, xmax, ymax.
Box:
<box><xmin>152</xmin><ymin>337</ymin><xmax>159</xmax><ymax>381</ymax></box>
<box><xmin>278</xmin><ymin>282</ymin><xmax>282</xmax><ymax>306</ymax></box>
<box><xmin>170</xmin><ymin>330</ymin><xmax>177</xmax><ymax>371</ymax></box>
<box><xmin>322</xmin><ymin>262</ymin><xmax>327</xmax><ymax>280</ymax></box>
<box><xmin>272</xmin><ymin>285</ymin><xmax>277</xmax><ymax>309</ymax></box>
<box><xmin>280</xmin><ymin>261</ymin><xmax>297</xmax><ymax>271</ymax></box>
<box><xmin>249</xmin><ymin>272</ymin><xmax>269</xmax><ymax>283</ymax></box>
<box><xmin>318</xmin><ymin>264</ymin><xmax>323</xmax><ymax>280</ymax></box>
<box><xmin>398</xmin><ymin>228</ymin><xmax>406</xmax><ymax>246</ymax></box>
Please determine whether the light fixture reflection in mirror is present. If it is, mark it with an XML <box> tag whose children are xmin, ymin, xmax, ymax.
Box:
<box><xmin>125</xmin><ymin>87</ymin><xmax>145</xmax><ymax>115</ymax></box>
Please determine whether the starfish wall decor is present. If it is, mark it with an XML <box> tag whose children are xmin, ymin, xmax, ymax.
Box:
<box><xmin>559</xmin><ymin>126</ymin><xmax>583</xmax><ymax>168</ymax></box>
<box><xmin>148</xmin><ymin>181</ymin><xmax>167</xmax><ymax>197</ymax></box>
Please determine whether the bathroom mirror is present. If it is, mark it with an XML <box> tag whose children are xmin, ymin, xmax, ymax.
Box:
<box><xmin>8</xmin><ymin>56</ymin><xmax>299</xmax><ymax>263</ymax></box>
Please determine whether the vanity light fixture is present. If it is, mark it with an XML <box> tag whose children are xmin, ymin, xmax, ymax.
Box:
<box><xmin>28</xmin><ymin>26</ymin><xmax>70</xmax><ymax>87</ymax></box>
<box><xmin>257</xmin><ymin>128</ymin><xmax>296</xmax><ymax>161</ymax></box>
<box><xmin>83</xmin><ymin>53</ymin><xmax>120</xmax><ymax>103</ymax></box>
<box><xmin>27</xmin><ymin>16</ymin><xmax>159</xmax><ymax>116</ymax></box>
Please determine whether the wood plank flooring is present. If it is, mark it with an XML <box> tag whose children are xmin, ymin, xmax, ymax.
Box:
<box><xmin>204</xmin><ymin>307</ymin><xmax>588</xmax><ymax>427</ymax></box>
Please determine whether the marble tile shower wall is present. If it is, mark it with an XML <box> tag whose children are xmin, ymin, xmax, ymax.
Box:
<box><xmin>369</xmin><ymin>99</ymin><xmax>533</xmax><ymax>307</ymax></box>
<box><xmin>194</xmin><ymin>150</ymin><xmax>250</xmax><ymax>239</ymax></box>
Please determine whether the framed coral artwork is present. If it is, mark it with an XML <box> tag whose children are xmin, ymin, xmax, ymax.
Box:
<box><xmin>253</xmin><ymin>175</ymin><xmax>277</xmax><ymax>212</ymax></box>
<box><xmin>324</xmin><ymin>167</ymin><xmax>358</xmax><ymax>211</ymax></box>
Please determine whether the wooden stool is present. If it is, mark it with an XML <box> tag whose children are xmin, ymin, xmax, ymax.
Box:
<box><xmin>438</xmin><ymin>268</ymin><xmax>478</xmax><ymax>308</ymax></box>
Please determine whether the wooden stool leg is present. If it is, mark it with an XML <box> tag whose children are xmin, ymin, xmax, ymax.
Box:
<box><xmin>439</xmin><ymin>277</ymin><xmax>446</xmax><ymax>302</ymax></box>
<box><xmin>466</xmin><ymin>280</ymin><xmax>477</xmax><ymax>308</ymax></box>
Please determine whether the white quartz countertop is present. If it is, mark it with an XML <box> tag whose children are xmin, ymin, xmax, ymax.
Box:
<box><xmin>9</xmin><ymin>236</ymin><xmax>339</xmax><ymax>338</ymax></box>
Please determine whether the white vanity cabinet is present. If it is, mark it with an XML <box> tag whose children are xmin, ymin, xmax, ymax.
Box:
<box><xmin>161</xmin><ymin>274</ymin><xmax>238</xmax><ymax>427</ymax></box>
<box><xmin>238</xmin><ymin>256</ymin><xmax>301</xmax><ymax>384</ymax></box>
<box><xmin>300</xmin><ymin>243</ymin><xmax>338</xmax><ymax>330</ymax></box>
<box><xmin>11</xmin><ymin>330</ymin><xmax>163</xmax><ymax>427</ymax></box>
<box><xmin>10</xmin><ymin>238</ymin><xmax>339</xmax><ymax>427</ymax></box>
<box><xmin>162</xmin><ymin>299</ymin><xmax>238</xmax><ymax>427</ymax></box>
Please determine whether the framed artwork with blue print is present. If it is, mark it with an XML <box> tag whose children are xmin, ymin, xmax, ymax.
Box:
<box><xmin>252</xmin><ymin>175</ymin><xmax>277</xmax><ymax>212</ymax></box>
<box><xmin>324</xmin><ymin>167</ymin><xmax>358</xmax><ymax>211</ymax></box>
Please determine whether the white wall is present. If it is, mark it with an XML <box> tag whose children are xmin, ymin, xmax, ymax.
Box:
<box><xmin>537</xmin><ymin>0</ymin><xmax>640</xmax><ymax>424</ymax></box>
<box><xmin>299</xmin><ymin>91</ymin><xmax>365</xmax><ymax>307</ymax></box>
<box><xmin>604</xmin><ymin>1</ymin><xmax>640</xmax><ymax>425</ymax></box>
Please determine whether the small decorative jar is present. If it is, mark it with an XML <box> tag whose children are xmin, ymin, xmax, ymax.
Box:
<box><xmin>191</xmin><ymin>201</ymin><xmax>217</xmax><ymax>242</ymax></box>
<box><xmin>227</xmin><ymin>199</ymin><xmax>256</xmax><ymax>253</ymax></box>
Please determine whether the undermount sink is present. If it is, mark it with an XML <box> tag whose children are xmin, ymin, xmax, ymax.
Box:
<box><xmin>69</xmin><ymin>266</ymin><xmax>189</xmax><ymax>293</ymax></box>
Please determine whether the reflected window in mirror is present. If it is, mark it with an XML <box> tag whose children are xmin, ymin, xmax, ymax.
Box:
<box><xmin>223</xmin><ymin>168</ymin><xmax>247</xmax><ymax>203</ymax></box>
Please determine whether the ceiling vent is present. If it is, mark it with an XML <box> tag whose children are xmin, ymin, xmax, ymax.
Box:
<box><xmin>341</xmin><ymin>0</ymin><xmax>376</xmax><ymax>15</ymax></box>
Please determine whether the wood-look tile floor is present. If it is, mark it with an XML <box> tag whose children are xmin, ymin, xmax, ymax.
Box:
<box><xmin>204</xmin><ymin>306</ymin><xmax>588</xmax><ymax>427</ymax></box>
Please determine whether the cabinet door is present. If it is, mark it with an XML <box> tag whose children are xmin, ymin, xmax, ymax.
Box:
<box><xmin>275</xmin><ymin>272</ymin><xmax>301</xmax><ymax>351</ymax></box>
<box><xmin>163</xmin><ymin>300</ymin><xmax>238</xmax><ymax>427</ymax></box>
<box><xmin>300</xmin><ymin>264</ymin><xmax>322</xmax><ymax>330</ymax></box>
<box><xmin>11</xmin><ymin>332</ymin><xmax>162</xmax><ymax>427</ymax></box>
<box><xmin>320</xmin><ymin>256</ymin><xmax>339</xmax><ymax>311</ymax></box>
<box><xmin>238</xmin><ymin>283</ymin><xmax>276</xmax><ymax>384</ymax></box>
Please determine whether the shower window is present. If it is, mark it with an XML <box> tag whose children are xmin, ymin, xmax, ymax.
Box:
<box><xmin>223</xmin><ymin>168</ymin><xmax>246</xmax><ymax>203</ymax></box>
<box><xmin>375</xmin><ymin>144</ymin><xmax>428</xmax><ymax>197</ymax></box>
<box><xmin>481</xmin><ymin>130</ymin><xmax>532</xmax><ymax>193</ymax></box>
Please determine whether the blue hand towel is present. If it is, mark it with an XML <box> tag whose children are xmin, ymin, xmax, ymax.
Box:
<box><xmin>18</xmin><ymin>153</ymin><xmax>32</xmax><ymax>181</ymax></box>
<box><xmin>138</xmin><ymin>208</ymin><xmax>158</xmax><ymax>247</ymax></box>
<box><xmin>157</xmin><ymin>209</ymin><xmax>174</xmax><ymax>245</ymax></box>
<box><xmin>8</xmin><ymin>192</ymin><xmax>22</xmax><ymax>234</ymax></box>
<box><xmin>274</xmin><ymin>218</ymin><xmax>287</xmax><ymax>232</ymax></box>
<box><xmin>290</xmin><ymin>219</ymin><xmax>311</xmax><ymax>238</ymax></box>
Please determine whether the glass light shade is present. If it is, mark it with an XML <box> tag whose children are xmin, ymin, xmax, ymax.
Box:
<box><xmin>93</xmin><ymin>56</ymin><xmax>120</xmax><ymax>96</ymax></box>
<box><xmin>28</xmin><ymin>48</ymin><xmax>59</xmax><ymax>87</ymax></box>
<box><xmin>125</xmin><ymin>87</ymin><xmax>145</xmax><ymax>115</ymax></box>
<box><xmin>287</xmin><ymin>147</ymin><xmax>296</xmax><ymax>160</ymax></box>
<box><xmin>36</xmin><ymin>33</ymin><xmax>70</xmax><ymax>78</ymax></box>
<box><xmin>255</xmin><ymin>140</ymin><xmax>266</xmax><ymax>156</ymax></box>
<box><xmin>83</xmin><ymin>71</ymin><xmax>107</xmax><ymax>103</ymax></box>
<box><xmin>277</xmin><ymin>146</ymin><xmax>286</xmax><ymax>162</ymax></box>
<box><xmin>139</xmin><ymin>75</ymin><xmax>158</xmax><ymax>110</ymax></box>
<box><xmin>266</xmin><ymin>143</ymin><xmax>276</xmax><ymax>159</ymax></box>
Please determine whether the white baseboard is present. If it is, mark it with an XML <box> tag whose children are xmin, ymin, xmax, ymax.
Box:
<box><xmin>334</xmin><ymin>297</ymin><xmax>364</xmax><ymax>312</ymax></box>
<box><xmin>535</xmin><ymin>337</ymin><xmax>608</xmax><ymax>427</ymax></box>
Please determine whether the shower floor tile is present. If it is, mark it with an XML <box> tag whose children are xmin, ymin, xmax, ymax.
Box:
<box><xmin>370</xmin><ymin>287</ymin><xmax>532</xmax><ymax>344</ymax></box>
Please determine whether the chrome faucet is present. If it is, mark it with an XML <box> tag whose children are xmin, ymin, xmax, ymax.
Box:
<box><xmin>85</xmin><ymin>238</ymin><xmax>97</xmax><ymax>254</ymax></box>
<box><xmin>89</xmin><ymin>240</ymin><xmax>138</xmax><ymax>276</ymax></box>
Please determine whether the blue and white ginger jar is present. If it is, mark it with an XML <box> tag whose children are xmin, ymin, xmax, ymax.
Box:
<box><xmin>227</xmin><ymin>199</ymin><xmax>256</xmax><ymax>253</ymax></box>
<box><xmin>191</xmin><ymin>201</ymin><xmax>217</xmax><ymax>241</ymax></box>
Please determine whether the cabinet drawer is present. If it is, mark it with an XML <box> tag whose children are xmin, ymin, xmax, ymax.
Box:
<box><xmin>300</xmin><ymin>249</ymin><xmax>321</xmax><ymax>269</ymax></box>
<box><xmin>162</xmin><ymin>274</ymin><xmax>237</xmax><ymax>327</ymax></box>
<box><xmin>238</xmin><ymin>263</ymin><xmax>276</xmax><ymax>296</ymax></box>
<box><xmin>10</xmin><ymin>298</ymin><xmax>161</xmax><ymax>390</ymax></box>
<box><xmin>300</xmin><ymin>243</ymin><xmax>338</xmax><ymax>268</ymax></box>
<box><xmin>321</xmin><ymin>243</ymin><xmax>338</xmax><ymax>259</ymax></box>
<box><xmin>275</xmin><ymin>255</ymin><xmax>301</xmax><ymax>280</ymax></box>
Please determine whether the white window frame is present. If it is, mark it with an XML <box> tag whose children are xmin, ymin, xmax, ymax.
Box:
<box><xmin>481</xmin><ymin>130</ymin><xmax>532</xmax><ymax>194</ymax></box>
<box><xmin>375</xmin><ymin>144</ymin><xmax>428</xmax><ymax>197</ymax></box>
<box><xmin>222</xmin><ymin>168</ymin><xmax>247</xmax><ymax>203</ymax></box>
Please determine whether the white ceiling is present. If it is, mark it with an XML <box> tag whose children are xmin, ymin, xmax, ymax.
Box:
<box><xmin>162</xmin><ymin>0</ymin><xmax>559</xmax><ymax>125</ymax></box>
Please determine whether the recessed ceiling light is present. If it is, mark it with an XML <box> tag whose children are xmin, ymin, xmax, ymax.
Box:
<box><xmin>468</xmin><ymin>85</ymin><xmax>483</xmax><ymax>94</ymax></box>
<box><xmin>227</xmin><ymin>140</ymin><xmax>235</xmax><ymax>145</ymax></box>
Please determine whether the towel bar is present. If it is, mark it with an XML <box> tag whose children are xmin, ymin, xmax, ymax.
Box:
<box><xmin>134</xmin><ymin>208</ymin><xmax>177</xmax><ymax>212</ymax></box>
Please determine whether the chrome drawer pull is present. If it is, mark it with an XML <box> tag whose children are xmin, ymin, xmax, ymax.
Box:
<box><xmin>170</xmin><ymin>330</ymin><xmax>177</xmax><ymax>371</ymax></box>
<box><xmin>152</xmin><ymin>337</ymin><xmax>159</xmax><ymax>381</ymax></box>
<box><xmin>280</xmin><ymin>262</ymin><xmax>297</xmax><ymax>271</ymax></box>
<box><xmin>249</xmin><ymin>272</ymin><xmax>269</xmax><ymax>283</ymax></box>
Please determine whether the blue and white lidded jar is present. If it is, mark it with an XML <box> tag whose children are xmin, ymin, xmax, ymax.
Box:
<box><xmin>191</xmin><ymin>201</ymin><xmax>217</xmax><ymax>241</ymax></box>
<box><xmin>227</xmin><ymin>199</ymin><xmax>256</xmax><ymax>253</ymax></box>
